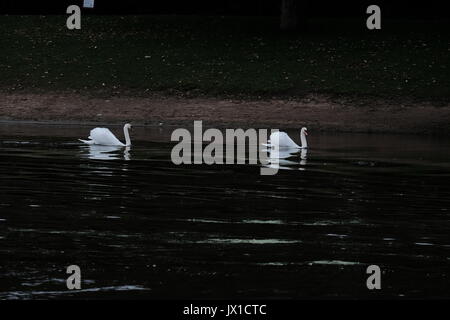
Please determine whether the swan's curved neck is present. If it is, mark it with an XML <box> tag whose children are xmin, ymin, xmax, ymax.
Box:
<box><xmin>123</xmin><ymin>126</ymin><xmax>131</xmax><ymax>146</ymax></box>
<box><xmin>300</xmin><ymin>131</ymin><xmax>307</xmax><ymax>148</ymax></box>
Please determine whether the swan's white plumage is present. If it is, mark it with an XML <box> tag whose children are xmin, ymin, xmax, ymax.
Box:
<box><xmin>264</xmin><ymin>127</ymin><xmax>308</xmax><ymax>149</ymax></box>
<box><xmin>79</xmin><ymin>124</ymin><xmax>132</xmax><ymax>146</ymax></box>
<box><xmin>267</xmin><ymin>132</ymin><xmax>300</xmax><ymax>148</ymax></box>
<box><xmin>87</xmin><ymin>128</ymin><xmax>124</xmax><ymax>146</ymax></box>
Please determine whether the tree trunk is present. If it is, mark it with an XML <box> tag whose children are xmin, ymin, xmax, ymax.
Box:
<box><xmin>280</xmin><ymin>0</ymin><xmax>298</xmax><ymax>31</ymax></box>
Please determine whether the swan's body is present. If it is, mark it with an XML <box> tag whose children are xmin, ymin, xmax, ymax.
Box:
<box><xmin>265</xmin><ymin>148</ymin><xmax>298</xmax><ymax>160</ymax></box>
<box><xmin>264</xmin><ymin>127</ymin><xmax>308</xmax><ymax>149</ymax></box>
<box><xmin>79</xmin><ymin>123</ymin><xmax>132</xmax><ymax>146</ymax></box>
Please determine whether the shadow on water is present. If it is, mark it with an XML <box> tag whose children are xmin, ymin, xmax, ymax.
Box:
<box><xmin>0</xmin><ymin>124</ymin><xmax>450</xmax><ymax>299</ymax></box>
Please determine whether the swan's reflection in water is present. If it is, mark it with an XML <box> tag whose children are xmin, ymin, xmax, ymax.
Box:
<box><xmin>262</xmin><ymin>147</ymin><xmax>307</xmax><ymax>170</ymax></box>
<box><xmin>80</xmin><ymin>145</ymin><xmax>131</xmax><ymax>161</ymax></box>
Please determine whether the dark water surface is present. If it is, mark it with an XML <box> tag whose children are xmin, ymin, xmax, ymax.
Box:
<box><xmin>0</xmin><ymin>123</ymin><xmax>449</xmax><ymax>299</ymax></box>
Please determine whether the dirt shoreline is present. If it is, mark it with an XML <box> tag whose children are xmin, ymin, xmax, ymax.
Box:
<box><xmin>1</xmin><ymin>93</ymin><xmax>449</xmax><ymax>134</ymax></box>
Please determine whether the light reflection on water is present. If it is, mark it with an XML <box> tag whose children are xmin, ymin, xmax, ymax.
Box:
<box><xmin>1</xmin><ymin>124</ymin><xmax>450</xmax><ymax>299</ymax></box>
<box><xmin>263</xmin><ymin>147</ymin><xmax>308</xmax><ymax>170</ymax></box>
<box><xmin>80</xmin><ymin>145</ymin><xmax>131</xmax><ymax>161</ymax></box>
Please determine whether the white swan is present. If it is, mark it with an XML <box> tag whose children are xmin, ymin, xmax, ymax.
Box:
<box><xmin>265</xmin><ymin>127</ymin><xmax>308</xmax><ymax>149</ymax></box>
<box><xmin>79</xmin><ymin>123</ymin><xmax>132</xmax><ymax>146</ymax></box>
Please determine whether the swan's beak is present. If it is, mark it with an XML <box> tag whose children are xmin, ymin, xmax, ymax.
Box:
<box><xmin>304</xmin><ymin>131</ymin><xmax>308</xmax><ymax>136</ymax></box>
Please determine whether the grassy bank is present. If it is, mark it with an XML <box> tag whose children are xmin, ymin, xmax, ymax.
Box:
<box><xmin>1</xmin><ymin>15</ymin><xmax>449</xmax><ymax>100</ymax></box>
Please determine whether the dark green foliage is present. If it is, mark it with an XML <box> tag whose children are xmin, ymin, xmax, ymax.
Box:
<box><xmin>1</xmin><ymin>15</ymin><xmax>449</xmax><ymax>100</ymax></box>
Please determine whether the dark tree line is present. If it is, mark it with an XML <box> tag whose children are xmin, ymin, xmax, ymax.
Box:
<box><xmin>280</xmin><ymin>0</ymin><xmax>311</xmax><ymax>30</ymax></box>
<box><xmin>0</xmin><ymin>0</ymin><xmax>447</xmax><ymax>21</ymax></box>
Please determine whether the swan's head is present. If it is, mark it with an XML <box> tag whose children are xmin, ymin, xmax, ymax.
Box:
<box><xmin>124</xmin><ymin>123</ymin><xmax>132</xmax><ymax>131</ymax></box>
<box><xmin>301</xmin><ymin>127</ymin><xmax>308</xmax><ymax>136</ymax></box>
